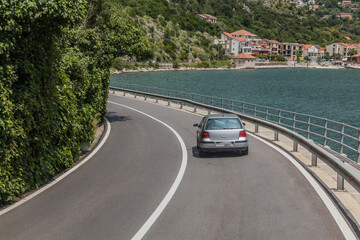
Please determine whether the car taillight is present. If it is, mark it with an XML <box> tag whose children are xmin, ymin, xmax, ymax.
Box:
<box><xmin>202</xmin><ymin>131</ymin><xmax>210</xmax><ymax>138</ymax></box>
<box><xmin>239</xmin><ymin>130</ymin><xmax>247</xmax><ymax>137</ymax></box>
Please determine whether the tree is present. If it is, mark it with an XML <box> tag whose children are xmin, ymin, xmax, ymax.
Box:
<box><xmin>295</xmin><ymin>49</ymin><xmax>303</xmax><ymax>63</ymax></box>
<box><xmin>348</xmin><ymin>48</ymin><xmax>358</xmax><ymax>57</ymax></box>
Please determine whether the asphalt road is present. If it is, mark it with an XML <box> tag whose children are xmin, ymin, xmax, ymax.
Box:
<box><xmin>0</xmin><ymin>94</ymin><xmax>351</xmax><ymax>240</ymax></box>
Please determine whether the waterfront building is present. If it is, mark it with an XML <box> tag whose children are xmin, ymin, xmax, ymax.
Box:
<box><xmin>279</xmin><ymin>43</ymin><xmax>304</xmax><ymax>61</ymax></box>
<box><xmin>326</xmin><ymin>43</ymin><xmax>354</xmax><ymax>58</ymax></box>
<box><xmin>221</xmin><ymin>31</ymin><xmax>253</xmax><ymax>57</ymax></box>
<box><xmin>302</xmin><ymin>45</ymin><xmax>325</xmax><ymax>62</ymax></box>
<box><xmin>232</xmin><ymin>53</ymin><xmax>256</xmax><ymax>68</ymax></box>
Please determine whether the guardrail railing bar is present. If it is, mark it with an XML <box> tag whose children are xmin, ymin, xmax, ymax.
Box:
<box><xmin>358</xmin><ymin>131</ymin><xmax>360</xmax><ymax>162</ymax></box>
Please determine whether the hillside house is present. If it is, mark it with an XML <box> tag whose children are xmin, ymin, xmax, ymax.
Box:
<box><xmin>339</xmin><ymin>13</ymin><xmax>353</xmax><ymax>19</ymax></box>
<box><xmin>309</xmin><ymin>4</ymin><xmax>319</xmax><ymax>10</ymax></box>
<box><xmin>341</xmin><ymin>0</ymin><xmax>359</xmax><ymax>9</ymax></box>
<box><xmin>197</xmin><ymin>14</ymin><xmax>217</xmax><ymax>23</ymax></box>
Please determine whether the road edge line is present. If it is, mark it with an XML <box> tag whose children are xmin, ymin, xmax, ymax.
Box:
<box><xmin>249</xmin><ymin>132</ymin><xmax>357</xmax><ymax>240</ymax></box>
<box><xmin>107</xmin><ymin>101</ymin><xmax>188</xmax><ymax>240</ymax></box>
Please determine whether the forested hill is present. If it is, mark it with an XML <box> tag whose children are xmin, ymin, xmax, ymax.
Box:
<box><xmin>114</xmin><ymin>0</ymin><xmax>360</xmax><ymax>45</ymax></box>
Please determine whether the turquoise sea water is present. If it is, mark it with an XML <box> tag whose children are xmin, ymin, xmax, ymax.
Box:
<box><xmin>110</xmin><ymin>68</ymin><xmax>360</xmax><ymax>129</ymax></box>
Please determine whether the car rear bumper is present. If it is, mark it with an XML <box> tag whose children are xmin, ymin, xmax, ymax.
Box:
<box><xmin>199</xmin><ymin>140</ymin><xmax>248</xmax><ymax>152</ymax></box>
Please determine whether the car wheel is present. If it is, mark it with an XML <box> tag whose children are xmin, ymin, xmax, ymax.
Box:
<box><xmin>199</xmin><ymin>148</ymin><xmax>206</xmax><ymax>157</ymax></box>
<box><xmin>243</xmin><ymin>147</ymin><xmax>249</xmax><ymax>155</ymax></box>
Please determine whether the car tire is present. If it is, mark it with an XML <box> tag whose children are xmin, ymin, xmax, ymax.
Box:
<box><xmin>243</xmin><ymin>147</ymin><xmax>249</xmax><ymax>156</ymax></box>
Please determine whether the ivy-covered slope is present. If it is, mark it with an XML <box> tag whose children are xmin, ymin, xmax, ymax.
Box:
<box><xmin>0</xmin><ymin>0</ymin><xmax>151</xmax><ymax>206</ymax></box>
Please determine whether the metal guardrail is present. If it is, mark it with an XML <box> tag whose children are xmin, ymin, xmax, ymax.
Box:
<box><xmin>110</xmin><ymin>83</ymin><xmax>360</xmax><ymax>163</ymax></box>
<box><xmin>109</xmin><ymin>85</ymin><xmax>360</xmax><ymax>193</ymax></box>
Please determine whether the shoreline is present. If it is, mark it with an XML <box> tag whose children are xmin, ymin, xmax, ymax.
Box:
<box><xmin>111</xmin><ymin>63</ymin><xmax>355</xmax><ymax>75</ymax></box>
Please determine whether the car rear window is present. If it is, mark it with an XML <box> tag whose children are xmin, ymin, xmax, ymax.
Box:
<box><xmin>205</xmin><ymin>118</ymin><xmax>241</xmax><ymax>130</ymax></box>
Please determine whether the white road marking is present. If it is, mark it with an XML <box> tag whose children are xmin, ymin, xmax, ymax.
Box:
<box><xmin>249</xmin><ymin>133</ymin><xmax>357</xmax><ymax>240</ymax></box>
<box><xmin>0</xmin><ymin>118</ymin><xmax>111</xmax><ymax>216</ymax></box>
<box><xmin>107</xmin><ymin>101</ymin><xmax>188</xmax><ymax>240</ymax></box>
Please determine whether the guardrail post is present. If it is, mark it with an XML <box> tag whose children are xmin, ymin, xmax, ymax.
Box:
<box><xmin>323</xmin><ymin>120</ymin><xmax>328</xmax><ymax>146</ymax></box>
<box><xmin>144</xmin><ymin>96</ymin><xmax>147</xmax><ymax>101</ymax></box>
<box><xmin>156</xmin><ymin>98</ymin><xmax>158</xmax><ymax>103</ymax></box>
<box><xmin>339</xmin><ymin>124</ymin><xmax>345</xmax><ymax>154</ymax></box>
<box><xmin>253</xmin><ymin>106</ymin><xmax>256</xmax><ymax>117</ymax></box>
<box><xmin>337</xmin><ymin>174</ymin><xmax>344</xmax><ymax>191</ymax></box>
<box><xmin>221</xmin><ymin>99</ymin><xmax>224</xmax><ymax>108</ymax></box>
<box><xmin>255</xmin><ymin>124</ymin><xmax>259</xmax><ymax>133</ymax></box>
<box><xmin>307</xmin><ymin>117</ymin><xmax>311</xmax><ymax>139</ymax></box>
<box><xmin>113</xmin><ymin>90</ymin><xmax>115</xmax><ymax>94</ymax></box>
<box><xmin>311</xmin><ymin>154</ymin><xmax>317</xmax><ymax>167</ymax></box>
<box><xmin>134</xmin><ymin>94</ymin><xmax>137</xmax><ymax>99</ymax></box>
<box><xmin>123</xmin><ymin>91</ymin><xmax>126</xmax><ymax>96</ymax></box>
<box><xmin>278</xmin><ymin>111</ymin><xmax>281</xmax><ymax>124</ymax></box>
<box><xmin>292</xmin><ymin>113</ymin><xmax>296</xmax><ymax>131</ymax></box>
<box><xmin>293</xmin><ymin>141</ymin><xmax>298</xmax><ymax>152</ymax></box>
<box><xmin>180</xmin><ymin>102</ymin><xmax>183</xmax><ymax>109</ymax></box>
<box><xmin>265</xmin><ymin>108</ymin><xmax>269</xmax><ymax>121</ymax></box>
<box><xmin>274</xmin><ymin>131</ymin><xmax>279</xmax><ymax>141</ymax></box>
<box><xmin>242</xmin><ymin>103</ymin><xmax>245</xmax><ymax>114</ymax></box>
<box><xmin>193</xmin><ymin>105</ymin><xmax>197</xmax><ymax>113</ymax></box>
<box><xmin>231</xmin><ymin>101</ymin><xmax>234</xmax><ymax>111</ymax></box>
<box><xmin>168</xmin><ymin>100</ymin><xmax>170</xmax><ymax>106</ymax></box>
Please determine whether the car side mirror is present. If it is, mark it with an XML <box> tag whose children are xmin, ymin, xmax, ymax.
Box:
<box><xmin>193</xmin><ymin>124</ymin><xmax>199</xmax><ymax>127</ymax></box>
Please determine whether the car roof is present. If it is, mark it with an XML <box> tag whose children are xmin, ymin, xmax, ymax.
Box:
<box><xmin>205</xmin><ymin>114</ymin><xmax>239</xmax><ymax>119</ymax></box>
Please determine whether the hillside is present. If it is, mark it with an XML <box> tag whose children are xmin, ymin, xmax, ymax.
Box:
<box><xmin>110</xmin><ymin>0</ymin><xmax>360</xmax><ymax>63</ymax></box>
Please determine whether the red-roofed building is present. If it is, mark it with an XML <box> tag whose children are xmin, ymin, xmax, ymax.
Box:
<box><xmin>309</xmin><ymin>4</ymin><xmax>319</xmax><ymax>10</ymax></box>
<box><xmin>339</xmin><ymin>13</ymin><xmax>353</xmax><ymax>19</ymax></box>
<box><xmin>252</xmin><ymin>44</ymin><xmax>270</xmax><ymax>56</ymax></box>
<box><xmin>326</xmin><ymin>43</ymin><xmax>355</xmax><ymax>57</ymax></box>
<box><xmin>221</xmin><ymin>32</ymin><xmax>253</xmax><ymax>57</ymax></box>
<box><xmin>262</xmin><ymin>39</ymin><xmax>281</xmax><ymax>55</ymax></box>
<box><xmin>232</xmin><ymin>53</ymin><xmax>256</xmax><ymax>68</ymax></box>
<box><xmin>342</xmin><ymin>0</ymin><xmax>352</xmax><ymax>6</ymax></box>
<box><xmin>302</xmin><ymin>45</ymin><xmax>325</xmax><ymax>61</ymax></box>
<box><xmin>347</xmin><ymin>53</ymin><xmax>360</xmax><ymax>62</ymax></box>
<box><xmin>231</xmin><ymin>30</ymin><xmax>257</xmax><ymax>40</ymax></box>
<box><xmin>344</xmin><ymin>36</ymin><xmax>352</xmax><ymax>40</ymax></box>
<box><xmin>197</xmin><ymin>14</ymin><xmax>217</xmax><ymax>23</ymax></box>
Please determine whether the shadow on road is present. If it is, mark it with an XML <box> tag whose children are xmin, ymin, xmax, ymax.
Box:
<box><xmin>106</xmin><ymin>112</ymin><xmax>132</xmax><ymax>123</ymax></box>
<box><xmin>191</xmin><ymin>146</ymin><xmax>245</xmax><ymax>159</ymax></box>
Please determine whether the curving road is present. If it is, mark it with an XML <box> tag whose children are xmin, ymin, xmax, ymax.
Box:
<box><xmin>0</xmin><ymin>94</ymin><xmax>354</xmax><ymax>240</ymax></box>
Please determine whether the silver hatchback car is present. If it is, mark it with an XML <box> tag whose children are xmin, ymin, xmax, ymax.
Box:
<box><xmin>193</xmin><ymin>114</ymin><xmax>249</xmax><ymax>157</ymax></box>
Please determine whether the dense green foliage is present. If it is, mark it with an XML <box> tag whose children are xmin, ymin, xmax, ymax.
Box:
<box><xmin>115</xmin><ymin>0</ymin><xmax>360</xmax><ymax>46</ymax></box>
<box><xmin>0</xmin><ymin>0</ymin><xmax>151</xmax><ymax>205</ymax></box>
